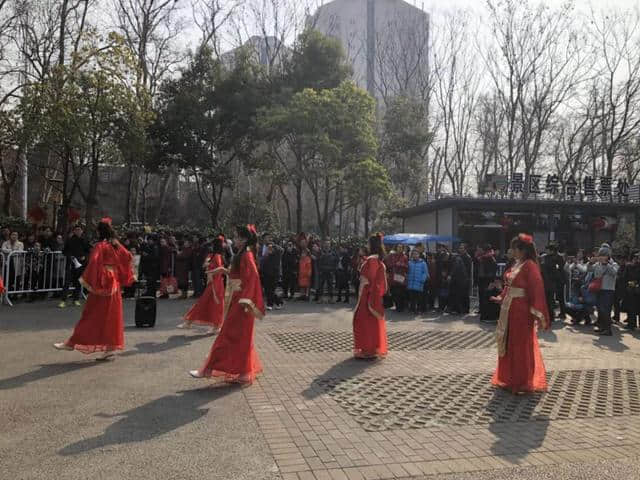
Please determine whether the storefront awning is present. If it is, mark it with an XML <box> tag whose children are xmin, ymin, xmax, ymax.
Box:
<box><xmin>383</xmin><ymin>233</ymin><xmax>460</xmax><ymax>245</ymax></box>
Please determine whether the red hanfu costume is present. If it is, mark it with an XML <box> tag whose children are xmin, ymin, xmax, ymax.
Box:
<box><xmin>183</xmin><ymin>253</ymin><xmax>225</xmax><ymax>328</ymax></box>
<box><xmin>64</xmin><ymin>240</ymin><xmax>134</xmax><ymax>353</ymax></box>
<box><xmin>492</xmin><ymin>259</ymin><xmax>550</xmax><ymax>393</ymax></box>
<box><xmin>196</xmin><ymin>250</ymin><xmax>264</xmax><ymax>384</ymax></box>
<box><xmin>353</xmin><ymin>255</ymin><xmax>388</xmax><ymax>358</ymax></box>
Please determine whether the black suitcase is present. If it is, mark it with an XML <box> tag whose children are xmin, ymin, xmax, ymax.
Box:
<box><xmin>135</xmin><ymin>296</ymin><xmax>157</xmax><ymax>328</ymax></box>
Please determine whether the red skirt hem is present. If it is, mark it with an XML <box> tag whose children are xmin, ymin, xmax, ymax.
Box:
<box><xmin>184</xmin><ymin>317</ymin><xmax>222</xmax><ymax>327</ymax></box>
<box><xmin>353</xmin><ymin>349</ymin><xmax>387</xmax><ymax>359</ymax></box>
<box><xmin>491</xmin><ymin>377</ymin><xmax>548</xmax><ymax>394</ymax></box>
<box><xmin>65</xmin><ymin>342</ymin><xmax>124</xmax><ymax>354</ymax></box>
<box><xmin>199</xmin><ymin>368</ymin><xmax>262</xmax><ymax>385</ymax></box>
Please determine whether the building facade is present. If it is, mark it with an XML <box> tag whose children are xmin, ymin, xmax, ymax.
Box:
<box><xmin>311</xmin><ymin>0</ymin><xmax>430</xmax><ymax>104</ymax></box>
<box><xmin>395</xmin><ymin>197</ymin><xmax>640</xmax><ymax>253</ymax></box>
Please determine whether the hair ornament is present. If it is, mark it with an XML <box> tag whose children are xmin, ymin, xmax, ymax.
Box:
<box><xmin>247</xmin><ymin>224</ymin><xmax>257</xmax><ymax>236</ymax></box>
<box><xmin>519</xmin><ymin>233</ymin><xmax>533</xmax><ymax>245</ymax></box>
<box><xmin>100</xmin><ymin>217</ymin><xmax>113</xmax><ymax>226</ymax></box>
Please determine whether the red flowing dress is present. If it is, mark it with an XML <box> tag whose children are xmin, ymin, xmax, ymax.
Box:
<box><xmin>65</xmin><ymin>240</ymin><xmax>134</xmax><ymax>353</ymax></box>
<box><xmin>197</xmin><ymin>250</ymin><xmax>264</xmax><ymax>384</ymax></box>
<box><xmin>492</xmin><ymin>259</ymin><xmax>550</xmax><ymax>393</ymax></box>
<box><xmin>353</xmin><ymin>255</ymin><xmax>388</xmax><ymax>358</ymax></box>
<box><xmin>183</xmin><ymin>253</ymin><xmax>225</xmax><ymax>328</ymax></box>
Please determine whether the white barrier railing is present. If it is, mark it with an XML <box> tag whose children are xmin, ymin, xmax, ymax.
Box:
<box><xmin>1</xmin><ymin>250</ymin><xmax>68</xmax><ymax>306</ymax></box>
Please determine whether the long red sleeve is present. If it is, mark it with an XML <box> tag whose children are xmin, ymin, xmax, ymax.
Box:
<box><xmin>525</xmin><ymin>260</ymin><xmax>550</xmax><ymax>330</ymax></box>
<box><xmin>237</xmin><ymin>251</ymin><xmax>265</xmax><ymax>319</ymax></box>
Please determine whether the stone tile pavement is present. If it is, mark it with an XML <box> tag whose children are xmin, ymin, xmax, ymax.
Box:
<box><xmin>246</xmin><ymin>303</ymin><xmax>640</xmax><ymax>479</ymax></box>
<box><xmin>2</xmin><ymin>299</ymin><xmax>640</xmax><ymax>479</ymax></box>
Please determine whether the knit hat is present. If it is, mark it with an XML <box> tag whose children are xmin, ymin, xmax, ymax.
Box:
<box><xmin>598</xmin><ymin>243</ymin><xmax>611</xmax><ymax>257</ymax></box>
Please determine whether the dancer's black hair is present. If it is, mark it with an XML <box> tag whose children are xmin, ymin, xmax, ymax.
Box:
<box><xmin>231</xmin><ymin>225</ymin><xmax>258</xmax><ymax>272</ymax></box>
<box><xmin>368</xmin><ymin>233</ymin><xmax>386</xmax><ymax>258</ymax></box>
<box><xmin>97</xmin><ymin>221</ymin><xmax>116</xmax><ymax>241</ymax></box>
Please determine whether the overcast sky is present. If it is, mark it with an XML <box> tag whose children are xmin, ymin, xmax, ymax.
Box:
<box><xmin>411</xmin><ymin>0</ymin><xmax>640</xmax><ymax>12</ymax></box>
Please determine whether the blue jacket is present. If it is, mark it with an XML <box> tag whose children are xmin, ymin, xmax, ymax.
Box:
<box><xmin>407</xmin><ymin>259</ymin><xmax>429</xmax><ymax>291</ymax></box>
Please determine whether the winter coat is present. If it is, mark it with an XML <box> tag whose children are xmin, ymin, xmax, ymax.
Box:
<box><xmin>407</xmin><ymin>259</ymin><xmax>429</xmax><ymax>291</ymax></box>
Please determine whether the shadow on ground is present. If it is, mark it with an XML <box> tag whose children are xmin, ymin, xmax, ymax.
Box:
<box><xmin>59</xmin><ymin>385</ymin><xmax>239</xmax><ymax>456</ymax></box>
<box><xmin>302</xmin><ymin>357</ymin><xmax>379</xmax><ymax>400</ymax></box>
<box><xmin>0</xmin><ymin>361</ymin><xmax>105</xmax><ymax>390</ymax></box>
<box><xmin>487</xmin><ymin>389</ymin><xmax>549</xmax><ymax>462</ymax></box>
<box><xmin>120</xmin><ymin>334</ymin><xmax>212</xmax><ymax>357</ymax></box>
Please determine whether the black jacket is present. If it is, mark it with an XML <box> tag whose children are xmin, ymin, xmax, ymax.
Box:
<box><xmin>63</xmin><ymin>235</ymin><xmax>90</xmax><ymax>262</ymax></box>
<box><xmin>282</xmin><ymin>248</ymin><xmax>299</xmax><ymax>276</ymax></box>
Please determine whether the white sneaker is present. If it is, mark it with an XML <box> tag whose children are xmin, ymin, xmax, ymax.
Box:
<box><xmin>176</xmin><ymin>322</ymin><xmax>192</xmax><ymax>329</ymax></box>
<box><xmin>266</xmin><ymin>306</ymin><xmax>273</xmax><ymax>311</ymax></box>
<box><xmin>189</xmin><ymin>370</ymin><xmax>204</xmax><ymax>378</ymax></box>
<box><xmin>53</xmin><ymin>342</ymin><xmax>73</xmax><ymax>351</ymax></box>
<box><xmin>96</xmin><ymin>352</ymin><xmax>115</xmax><ymax>361</ymax></box>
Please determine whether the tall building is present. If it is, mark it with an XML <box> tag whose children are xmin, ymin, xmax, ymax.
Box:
<box><xmin>310</xmin><ymin>0</ymin><xmax>430</xmax><ymax>105</ymax></box>
<box><xmin>220</xmin><ymin>36</ymin><xmax>290</xmax><ymax>71</ymax></box>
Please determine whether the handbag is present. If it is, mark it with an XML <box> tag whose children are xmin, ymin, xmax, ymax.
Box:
<box><xmin>588</xmin><ymin>277</ymin><xmax>602</xmax><ymax>293</ymax></box>
<box><xmin>159</xmin><ymin>276</ymin><xmax>178</xmax><ymax>295</ymax></box>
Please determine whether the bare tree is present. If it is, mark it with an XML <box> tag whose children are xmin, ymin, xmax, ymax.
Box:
<box><xmin>474</xmin><ymin>92</ymin><xmax>506</xmax><ymax>187</ymax></box>
<box><xmin>483</xmin><ymin>0</ymin><xmax>588</xmax><ymax>192</ymax></box>
<box><xmin>588</xmin><ymin>7</ymin><xmax>640</xmax><ymax>178</ymax></box>
<box><xmin>110</xmin><ymin>0</ymin><xmax>185</xmax><ymax>223</ymax></box>
<box><xmin>192</xmin><ymin>0</ymin><xmax>241</xmax><ymax>56</ymax></box>
<box><xmin>431</xmin><ymin>10</ymin><xmax>481</xmax><ymax>196</ymax></box>
<box><xmin>373</xmin><ymin>7</ymin><xmax>431</xmax><ymax>108</ymax></box>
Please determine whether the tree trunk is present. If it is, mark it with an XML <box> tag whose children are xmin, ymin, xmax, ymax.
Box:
<box><xmin>85</xmin><ymin>148</ymin><xmax>100</xmax><ymax>231</ymax></box>
<box><xmin>2</xmin><ymin>184</ymin><xmax>11</xmax><ymax>215</ymax></box>
<box><xmin>295</xmin><ymin>179</ymin><xmax>302</xmax><ymax>233</ymax></box>
<box><xmin>353</xmin><ymin>204</ymin><xmax>359</xmax><ymax>236</ymax></box>
<box><xmin>125</xmin><ymin>162</ymin><xmax>134</xmax><ymax>224</ymax></box>
<box><xmin>278</xmin><ymin>183</ymin><xmax>292</xmax><ymax>232</ymax></box>
<box><xmin>57</xmin><ymin>151</ymin><xmax>71</xmax><ymax>233</ymax></box>
<box><xmin>364</xmin><ymin>200</ymin><xmax>370</xmax><ymax>238</ymax></box>
<box><xmin>338</xmin><ymin>186</ymin><xmax>344</xmax><ymax>243</ymax></box>
<box><xmin>153</xmin><ymin>170</ymin><xmax>173</xmax><ymax>224</ymax></box>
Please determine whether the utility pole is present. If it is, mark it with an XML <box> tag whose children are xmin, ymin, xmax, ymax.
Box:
<box><xmin>19</xmin><ymin>6</ymin><xmax>29</xmax><ymax>220</ymax></box>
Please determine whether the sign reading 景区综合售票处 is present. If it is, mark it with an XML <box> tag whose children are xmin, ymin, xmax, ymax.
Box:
<box><xmin>479</xmin><ymin>173</ymin><xmax>637</xmax><ymax>202</ymax></box>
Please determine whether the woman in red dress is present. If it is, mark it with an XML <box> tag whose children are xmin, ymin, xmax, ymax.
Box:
<box><xmin>178</xmin><ymin>236</ymin><xmax>227</xmax><ymax>334</ymax></box>
<box><xmin>353</xmin><ymin>233</ymin><xmax>388</xmax><ymax>359</ymax></box>
<box><xmin>190</xmin><ymin>225</ymin><xmax>264</xmax><ymax>384</ymax></box>
<box><xmin>54</xmin><ymin>218</ymin><xmax>134</xmax><ymax>361</ymax></box>
<box><xmin>490</xmin><ymin>234</ymin><xmax>550</xmax><ymax>393</ymax></box>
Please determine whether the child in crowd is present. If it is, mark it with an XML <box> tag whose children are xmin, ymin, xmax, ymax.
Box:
<box><xmin>298</xmin><ymin>249</ymin><xmax>312</xmax><ymax>301</ymax></box>
<box><xmin>481</xmin><ymin>278</ymin><xmax>502</xmax><ymax>323</ymax></box>
<box><xmin>407</xmin><ymin>249</ymin><xmax>428</xmax><ymax>313</ymax></box>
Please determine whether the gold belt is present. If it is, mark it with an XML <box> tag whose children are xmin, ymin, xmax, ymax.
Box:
<box><xmin>496</xmin><ymin>287</ymin><xmax>526</xmax><ymax>357</ymax></box>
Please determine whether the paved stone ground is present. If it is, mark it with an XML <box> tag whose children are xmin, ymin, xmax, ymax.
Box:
<box><xmin>1</xmin><ymin>297</ymin><xmax>640</xmax><ymax>479</ymax></box>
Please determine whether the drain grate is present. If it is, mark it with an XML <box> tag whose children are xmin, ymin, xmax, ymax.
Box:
<box><xmin>316</xmin><ymin>369</ymin><xmax>640</xmax><ymax>431</ymax></box>
<box><xmin>270</xmin><ymin>330</ymin><xmax>495</xmax><ymax>353</ymax></box>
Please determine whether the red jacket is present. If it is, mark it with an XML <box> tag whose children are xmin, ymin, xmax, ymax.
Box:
<box><xmin>384</xmin><ymin>252</ymin><xmax>409</xmax><ymax>286</ymax></box>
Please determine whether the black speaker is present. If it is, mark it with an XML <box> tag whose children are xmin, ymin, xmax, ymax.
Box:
<box><xmin>135</xmin><ymin>296</ymin><xmax>157</xmax><ymax>328</ymax></box>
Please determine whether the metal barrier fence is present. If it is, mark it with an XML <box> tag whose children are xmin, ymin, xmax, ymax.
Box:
<box><xmin>1</xmin><ymin>250</ymin><xmax>68</xmax><ymax>306</ymax></box>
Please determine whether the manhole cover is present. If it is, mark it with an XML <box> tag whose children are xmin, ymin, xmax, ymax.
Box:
<box><xmin>316</xmin><ymin>369</ymin><xmax>640</xmax><ymax>431</ymax></box>
<box><xmin>270</xmin><ymin>330</ymin><xmax>495</xmax><ymax>353</ymax></box>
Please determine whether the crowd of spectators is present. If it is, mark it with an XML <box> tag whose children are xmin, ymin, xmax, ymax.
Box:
<box><xmin>2</xmin><ymin>224</ymin><xmax>639</xmax><ymax>334</ymax></box>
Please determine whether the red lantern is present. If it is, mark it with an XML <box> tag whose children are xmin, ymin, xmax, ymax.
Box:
<box><xmin>27</xmin><ymin>206</ymin><xmax>46</xmax><ymax>224</ymax></box>
<box><xmin>67</xmin><ymin>208</ymin><xmax>81</xmax><ymax>223</ymax></box>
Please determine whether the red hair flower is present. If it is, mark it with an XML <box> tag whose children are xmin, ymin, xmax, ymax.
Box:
<box><xmin>100</xmin><ymin>216</ymin><xmax>113</xmax><ymax>226</ymax></box>
<box><xmin>247</xmin><ymin>224</ymin><xmax>257</xmax><ymax>236</ymax></box>
<box><xmin>518</xmin><ymin>233</ymin><xmax>533</xmax><ymax>245</ymax></box>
